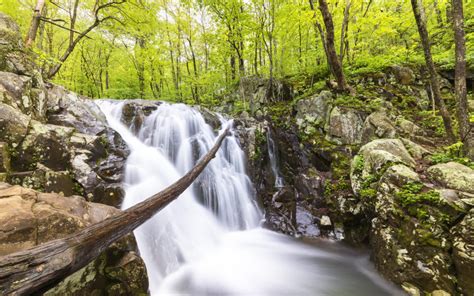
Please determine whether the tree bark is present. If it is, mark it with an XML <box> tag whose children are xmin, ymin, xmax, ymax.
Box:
<box><xmin>411</xmin><ymin>0</ymin><xmax>456</xmax><ymax>142</ymax></box>
<box><xmin>47</xmin><ymin>0</ymin><xmax>126</xmax><ymax>79</ymax></box>
<box><xmin>25</xmin><ymin>0</ymin><xmax>46</xmax><ymax>48</ymax></box>
<box><xmin>316</xmin><ymin>0</ymin><xmax>350</xmax><ymax>92</ymax></box>
<box><xmin>452</xmin><ymin>0</ymin><xmax>473</xmax><ymax>159</ymax></box>
<box><xmin>0</xmin><ymin>127</ymin><xmax>230</xmax><ymax>295</ymax></box>
<box><xmin>340</xmin><ymin>0</ymin><xmax>351</xmax><ymax>62</ymax></box>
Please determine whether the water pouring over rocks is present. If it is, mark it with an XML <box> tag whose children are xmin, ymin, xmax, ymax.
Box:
<box><xmin>98</xmin><ymin>100</ymin><xmax>402</xmax><ymax>296</ymax></box>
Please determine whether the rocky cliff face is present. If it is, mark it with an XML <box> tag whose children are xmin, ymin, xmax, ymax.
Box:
<box><xmin>235</xmin><ymin>68</ymin><xmax>474</xmax><ymax>295</ymax></box>
<box><xmin>0</xmin><ymin>12</ymin><xmax>149</xmax><ymax>294</ymax></box>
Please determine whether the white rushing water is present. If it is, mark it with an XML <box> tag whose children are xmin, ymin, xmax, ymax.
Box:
<box><xmin>266</xmin><ymin>128</ymin><xmax>285</xmax><ymax>188</ymax></box>
<box><xmin>97</xmin><ymin>100</ymin><xmax>402</xmax><ymax>296</ymax></box>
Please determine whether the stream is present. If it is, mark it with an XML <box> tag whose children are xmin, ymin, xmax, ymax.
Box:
<box><xmin>97</xmin><ymin>100</ymin><xmax>402</xmax><ymax>296</ymax></box>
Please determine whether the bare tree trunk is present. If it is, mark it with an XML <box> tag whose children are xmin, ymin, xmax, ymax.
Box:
<box><xmin>411</xmin><ymin>0</ymin><xmax>456</xmax><ymax>142</ymax></box>
<box><xmin>0</xmin><ymin>128</ymin><xmax>230</xmax><ymax>295</ymax></box>
<box><xmin>47</xmin><ymin>0</ymin><xmax>126</xmax><ymax>79</ymax></box>
<box><xmin>452</xmin><ymin>0</ymin><xmax>473</xmax><ymax>159</ymax></box>
<box><xmin>25</xmin><ymin>0</ymin><xmax>46</xmax><ymax>48</ymax></box>
<box><xmin>340</xmin><ymin>0</ymin><xmax>351</xmax><ymax>62</ymax></box>
<box><xmin>316</xmin><ymin>0</ymin><xmax>350</xmax><ymax>92</ymax></box>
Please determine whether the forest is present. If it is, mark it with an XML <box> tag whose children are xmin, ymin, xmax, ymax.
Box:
<box><xmin>2</xmin><ymin>0</ymin><xmax>472</xmax><ymax>102</ymax></box>
<box><xmin>0</xmin><ymin>0</ymin><xmax>474</xmax><ymax>295</ymax></box>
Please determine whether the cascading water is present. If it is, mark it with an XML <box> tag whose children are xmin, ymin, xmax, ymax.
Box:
<box><xmin>97</xmin><ymin>100</ymin><xmax>402</xmax><ymax>296</ymax></box>
<box><xmin>266</xmin><ymin>128</ymin><xmax>285</xmax><ymax>188</ymax></box>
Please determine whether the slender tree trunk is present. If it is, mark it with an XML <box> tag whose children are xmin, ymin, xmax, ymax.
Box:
<box><xmin>0</xmin><ymin>128</ymin><xmax>230</xmax><ymax>295</ymax></box>
<box><xmin>315</xmin><ymin>0</ymin><xmax>350</xmax><ymax>92</ymax></box>
<box><xmin>340</xmin><ymin>0</ymin><xmax>351</xmax><ymax>62</ymax></box>
<box><xmin>25</xmin><ymin>0</ymin><xmax>46</xmax><ymax>48</ymax></box>
<box><xmin>411</xmin><ymin>0</ymin><xmax>456</xmax><ymax>142</ymax></box>
<box><xmin>452</xmin><ymin>0</ymin><xmax>473</xmax><ymax>159</ymax></box>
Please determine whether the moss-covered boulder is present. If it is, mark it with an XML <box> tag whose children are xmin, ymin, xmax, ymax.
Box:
<box><xmin>452</xmin><ymin>209</ymin><xmax>474</xmax><ymax>295</ymax></box>
<box><xmin>427</xmin><ymin>162</ymin><xmax>474</xmax><ymax>194</ymax></box>
<box><xmin>0</xmin><ymin>13</ymin><xmax>38</xmax><ymax>78</ymax></box>
<box><xmin>325</xmin><ymin>106</ymin><xmax>365</xmax><ymax>145</ymax></box>
<box><xmin>0</xmin><ymin>101</ymin><xmax>30</xmax><ymax>145</ymax></box>
<box><xmin>347</xmin><ymin>138</ymin><xmax>473</xmax><ymax>295</ymax></box>
<box><xmin>361</xmin><ymin>110</ymin><xmax>397</xmax><ymax>144</ymax></box>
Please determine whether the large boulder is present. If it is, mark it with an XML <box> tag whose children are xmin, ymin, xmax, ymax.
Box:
<box><xmin>452</xmin><ymin>209</ymin><xmax>474</xmax><ymax>295</ymax></box>
<box><xmin>0</xmin><ymin>71</ymin><xmax>46</xmax><ymax>119</ymax></box>
<box><xmin>325</xmin><ymin>106</ymin><xmax>365</xmax><ymax>145</ymax></box>
<box><xmin>119</xmin><ymin>99</ymin><xmax>160</xmax><ymax>134</ymax></box>
<box><xmin>0</xmin><ymin>13</ymin><xmax>39</xmax><ymax>78</ymax></box>
<box><xmin>347</xmin><ymin>138</ymin><xmax>474</xmax><ymax>295</ymax></box>
<box><xmin>0</xmin><ymin>183</ymin><xmax>148</xmax><ymax>295</ymax></box>
<box><xmin>0</xmin><ymin>101</ymin><xmax>30</xmax><ymax>145</ymax></box>
<box><xmin>295</xmin><ymin>90</ymin><xmax>332</xmax><ymax>127</ymax></box>
<box><xmin>361</xmin><ymin>110</ymin><xmax>397</xmax><ymax>144</ymax></box>
<box><xmin>427</xmin><ymin>162</ymin><xmax>474</xmax><ymax>194</ymax></box>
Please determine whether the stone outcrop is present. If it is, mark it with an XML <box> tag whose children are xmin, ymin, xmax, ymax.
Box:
<box><xmin>345</xmin><ymin>138</ymin><xmax>474</xmax><ymax>295</ymax></box>
<box><xmin>0</xmin><ymin>182</ymin><xmax>148</xmax><ymax>295</ymax></box>
<box><xmin>0</xmin><ymin>12</ymin><xmax>149</xmax><ymax>293</ymax></box>
<box><xmin>0</xmin><ymin>13</ymin><xmax>127</xmax><ymax>207</ymax></box>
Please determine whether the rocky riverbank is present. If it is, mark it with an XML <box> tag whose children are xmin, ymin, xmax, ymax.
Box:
<box><xmin>0</xmin><ymin>12</ymin><xmax>148</xmax><ymax>295</ymax></box>
<box><xmin>229</xmin><ymin>66</ymin><xmax>474</xmax><ymax>295</ymax></box>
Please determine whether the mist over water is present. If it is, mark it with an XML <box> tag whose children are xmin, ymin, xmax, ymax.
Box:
<box><xmin>97</xmin><ymin>100</ymin><xmax>402</xmax><ymax>296</ymax></box>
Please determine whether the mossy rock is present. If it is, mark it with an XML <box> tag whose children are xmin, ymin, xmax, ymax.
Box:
<box><xmin>427</xmin><ymin>162</ymin><xmax>474</xmax><ymax>194</ymax></box>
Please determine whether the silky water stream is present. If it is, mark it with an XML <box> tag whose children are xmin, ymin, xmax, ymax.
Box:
<box><xmin>97</xmin><ymin>100</ymin><xmax>402</xmax><ymax>296</ymax></box>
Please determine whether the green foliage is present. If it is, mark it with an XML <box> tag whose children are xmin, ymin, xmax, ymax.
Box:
<box><xmin>430</xmin><ymin>142</ymin><xmax>474</xmax><ymax>169</ymax></box>
<box><xmin>418</xmin><ymin>110</ymin><xmax>446</xmax><ymax>137</ymax></box>
<box><xmin>352</xmin><ymin>155</ymin><xmax>365</xmax><ymax>176</ymax></box>
<box><xmin>396</xmin><ymin>182</ymin><xmax>440</xmax><ymax>208</ymax></box>
<box><xmin>359</xmin><ymin>188</ymin><xmax>377</xmax><ymax>199</ymax></box>
<box><xmin>2</xmin><ymin>0</ymin><xmax>471</xmax><ymax>104</ymax></box>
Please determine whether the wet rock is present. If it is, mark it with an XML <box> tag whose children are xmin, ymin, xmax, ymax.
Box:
<box><xmin>195</xmin><ymin>105</ymin><xmax>221</xmax><ymax>130</ymax></box>
<box><xmin>427</xmin><ymin>162</ymin><xmax>474</xmax><ymax>194</ymax></box>
<box><xmin>325</xmin><ymin>106</ymin><xmax>365</xmax><ymax>145</ymax></box>
<box><xmin>120</xmin><ymin>99</ymin><xmax>159</xmax><ymax>133</ymax></box>
<box><xmin>0</xmin><ymin>183</ymin><xmax>148</xmax><ymax>295</ymax></box>
<box><xmin>320</xmin><ymin>215</ymin><xmax>331</xmax><ymax>227</ymax></box>
<box><xmin>46</xmin><ymin>84</ymin><xmax>108</xmax><ymax>135</ymax></box>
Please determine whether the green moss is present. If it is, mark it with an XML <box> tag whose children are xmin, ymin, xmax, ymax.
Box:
<box><xmin>360</xmin><ymin>188</ymin><xmax>377</xmax><ymax>199</ymax></box>
<box><xmin>396</xmin><ymin>182</ymin><xmax>440</xmax><ymax>207</ymax></box>
<box><xmin>352</xmin><ymin>155</ymin><xmax>365</xmax><ymax>176</ymax></box>
<box><xmin>324</xmin><ymin>178</ymin><xmax>351</xmax><ymax>197</ymax></box>
<box><xmin>430</xmin><ymin>142</ymin><xmax>474</xmax><ymax>169</ymax></box>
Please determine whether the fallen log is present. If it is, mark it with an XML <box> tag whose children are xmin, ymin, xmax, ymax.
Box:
<box><xmin>0</xmin><ymin>127</ymin><xmax>230</xmax><ymax>295</ymax></box>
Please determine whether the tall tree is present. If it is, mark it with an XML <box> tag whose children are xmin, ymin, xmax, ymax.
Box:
<box><xmin>46</xmin><ymin>0</ymin><xmax>126</xmax><ymax>79</ymax></box>
<box><xmin>452</xmin><ymin>0</ymin><xmax>473</xmax><ymax>159</ymax></box>
<box><xmin>410</xmin><ymin>0</ymin><xmax>455</xmax><ymax>142</ymax></box>
<box><xmin>311</xmin><ymin>0</ymin><xmax>350</xmax><ymax>92</ymax></box>
<box><xmin>25</xmin><ymin>0</ymin><xmax>46</xmax><ymax>48</ymax></box>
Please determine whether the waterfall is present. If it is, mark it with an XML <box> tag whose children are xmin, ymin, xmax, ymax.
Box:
<box><xmin>97</xmin><ymin>100</ymin><xmax>402</xmax><ymax>296</ymax></box>
<box><xmin>266</xmin><ymin>128</ymin><xmax>285</xmax><ymax>188</ymax></box>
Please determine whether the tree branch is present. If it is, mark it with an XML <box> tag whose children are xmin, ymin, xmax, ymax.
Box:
<box><xmin>0</xmin><ymin>127</ymin><xmax>230</xmax><ymax>295</ymax></box>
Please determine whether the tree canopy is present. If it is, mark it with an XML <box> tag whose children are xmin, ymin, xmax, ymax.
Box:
<box><xmin>1</xmin><ymin>0</ymin><xmax>473</xmax><ymax>105</ymax></box>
